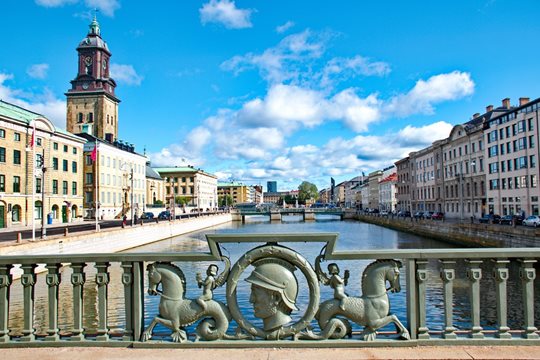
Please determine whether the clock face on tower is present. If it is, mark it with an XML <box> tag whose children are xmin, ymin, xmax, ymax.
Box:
<box><xmin>102</xmin><ymin>59</ymin><xmax>107</xmax><ymax>70</ymax></box>
<box><xmin>84</xmin><ymin>56</ymin><xmax>92</xmax><ymax>66</ymax></box>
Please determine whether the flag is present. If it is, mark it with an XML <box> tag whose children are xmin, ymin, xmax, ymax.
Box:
<box><xmin>90</xmin><ymin>142</ymin><xmax>98</xmax><ymax>161</ymax></box>
<box><xmin>28</xmin><ymin>122</ymin><xmax>36</xmax><ymax>149</ymax></box>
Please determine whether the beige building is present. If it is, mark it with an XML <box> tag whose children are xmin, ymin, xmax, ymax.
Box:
<box><xmin>156</xmin><ymin>166</ymin><xmax>218</xmax><ymax>210</ymax></box>
<box><xmin>0</xmin><ymin>100</ymin><xmax>85</xmax><ymax>229</ymax></box>
<box><xmin>80</xmin><ymin>134</ymin><xmax>147</xmax><ymax>220</ymax></box>
<box><xmin>485</xmin><ymin>97</ymin><xmax>539</xmax><ymax>216</ymax></box>
<box><xmin>146</xmin><ymin>163</ymin><xmax>165</xmax><ymax>207</ymax></box>
<box><xmin>367</xmin><ymin>170</ymin><xmax>382</xmax><ymax>210</ymax></box>
<box><xmin>379</xmin><ymin>166</ymin><xmax>397</xmax><ymax>212</ymax></box>
<box><xmin>219</xmin><ymin>182</ymin><xmax>250</xmax><ymax>205</ymax></box>
<box><xmin>395</xmin><ymin>157</ymin><xmax>412</xmax><ymax>213</ymax></box>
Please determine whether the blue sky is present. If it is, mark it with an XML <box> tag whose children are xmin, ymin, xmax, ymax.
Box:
<box><xmin>2</xmin><ymin>1</ymin><xmax>540</xmax><ymax>191</ymax></box>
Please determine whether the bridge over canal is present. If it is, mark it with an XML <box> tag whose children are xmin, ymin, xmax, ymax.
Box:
<box><xmin>231</xmin><ymin>208</ymin><xmax>344</xmax><ymax>222</ymax></box>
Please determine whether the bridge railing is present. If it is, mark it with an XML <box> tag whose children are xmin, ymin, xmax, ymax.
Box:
<box><xmin>0</xmin><ymin>236</ymin><xmax>538</xmax><ymax>347</ymax></box>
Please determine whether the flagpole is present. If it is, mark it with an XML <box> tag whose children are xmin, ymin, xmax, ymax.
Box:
<box><xmin>95</xmin><ymin>142</ymin><xmax>99</xmax><ymax>232</ymax></box>
<box><xmin>31</xmin><ymin>121</ymin><xmax>36</xmax><ymax>242</ymax></box>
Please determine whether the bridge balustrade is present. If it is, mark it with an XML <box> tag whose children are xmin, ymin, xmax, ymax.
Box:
<box><xmin>0</xmin><ymin>234</ymin><xmax>538</xmax><ymax>347</ymax></box>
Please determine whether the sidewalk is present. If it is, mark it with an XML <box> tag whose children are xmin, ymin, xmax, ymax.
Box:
<box><xmin>0</xmin><ymin>219</ymin><xmax>88</xmax><ymax>233</ymax></box>
<box><xmin>2</xmin><ymin>346</ymin><xmax>540</xmax><ymax>360</ymax></box>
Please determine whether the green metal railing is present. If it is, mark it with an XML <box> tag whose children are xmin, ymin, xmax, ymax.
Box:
<box><xmin>0</xmin><ymin>233</ymin><xmax>538</xmax><ymax>347</ymax></box>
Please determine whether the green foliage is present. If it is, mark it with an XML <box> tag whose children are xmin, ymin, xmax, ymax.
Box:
<box><xmin>154</xmin><ymin>199</ymin><xmax>164</xmax><ymax>205</ymax></box>
<box><xmin>218</xmin><ymin>195</ymin><xmax>234</xmax><ymax>206</ymax></box>
<box><xmin>298</xmin><ymin>181</ymin><xmax>318</xmax><ymax>203</ymax></box>
<box><xmin>175</xmin><ymin>196</ymin><xmax>190</xmax><ymax>206</ymax></box>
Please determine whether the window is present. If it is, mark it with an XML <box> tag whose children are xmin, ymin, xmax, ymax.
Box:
<box><xmin>73</xmin><ymin>147</ymin><xmax>77</xmax><ymax>155</ymax></box>
<box><xmin>52</xmin><ymin>180</ymin><xmax>58</xmax><ymax>194</ymax></box>
<box><xmin>488</xmin><ymin>146</ymin><xmax>498</xmax><ymax>157</ymax></box>
<box><xmin>85</xmin><ymin>155</ymin><xmax>92</xmax><ymax>165</ymax></box>
<box><xmin>0</xmin><ymin>147</ymin><xmax>5</xmax><ymax>162</ymax></box>
<box><xmin>489</xmin><ymin>179</ymin><xmax>499</xmax><ymax>190</ymax></box>
<box><xmin>14</xmin><ymin>132</ymin><xmax>20</xmax><ymax>141</ymax></box>
<box><xmin>528</xmin><ymin>118</ymin><xmax>534</xmax><ymax>131</ymax></box>
<box><xmin>13</xmin><ymin>176</ymin><xmax>20</xmax><ymax>192</ymax></box>
<box><xmin>77</xmin><ymin>113</ymin><xmax>83</xmax><ymax>123</ymax></box>
<box><xmin>478</xmin><ymin>140</ymin><xmax>483</xmax><ymax>151</ymax></box>
<box><xmin>529</xmin><ymin>136</ymin><xmax>535</xmax><ymax>149</ymax></box>
<box><xmin>62</xmin><ymin>159</ymin><xmax>68</xmax><ymax>171</ymax></box>
<box><xmin>488</xmin><ymin>130</ymin><xmax>497</xmax><ymax>143</ymax></box>
<box><xmin>85</xmin><ymin>173</ymin><xmax>93</xmax><ymax>184</ymax></box>
<box><xmin>53</xmin><ymin>142</ymin><xmax>58</xmax><ymax>150</ymax></box>
<box><xmin>0</xmin><ymin>129</ymin><xmax>5</xmax><ymax>138</ymax></box>
<box><xmin>517</xmin><ymin>156</ymin><xmax>528</xmax><ymax>169</ymax></box>
<box><xmin>62</xmin><ymin>181</ymin><xmax>68</xmax><ymax>195</ymax></box>
<box><xmin>532</xmin><ymin>175</ymin><xmax>537</xmax><ymax>188</ymax></box>
<box><xmin>52</xmin><ymin>157</ymin><xmax>58</xmax><ymax>170</ymax></box>
<box><xmin>489</xmin><ymin>163</ymin><xmax>499</xmax><ymax>174</ymax></box>
<box><xmin>36</xmin><ymin>178</ymin><xmax>41</xmax><ymax>193</ymax></box>
<box><xmin>13</xmin><ymin>150</ymin><xmax>21</xmax><ymax>165</ymax></box>
<box><xmin>36</xmin><ymin>138</ymin><xmax>42</xmax><ymax>146</ymax></box>
<box><xmin>0</xmin><ymin>174</ymin><xmax>4</xmax><ymax>192</ymax></box>
<box><xmin>531</xmin><ymin>155</ymin><xmax>536</xmax><ymax>168</ymax></box>
<box><xmin>72</xmin><ymin>181</ymin><xmax>77</xmax><ymax>195</ymax></box>
<box><xmin>88</xmin><ymin>113</ymin><xmax>93</xmax><ymax>123</ymax></box>
<box><xmin>72</xmin><ymin>161</ymin><xmax>77</xmax><ymax>173</ymax></box>
<box><xmin>12</xmin><ymin>205</ymin><xmax>20</xmax><ymax>222</ymax></box>
<box><xmin>63</xmin><ymin>145</ymin><xmax>68</xmax><ymax>152</ymax></box>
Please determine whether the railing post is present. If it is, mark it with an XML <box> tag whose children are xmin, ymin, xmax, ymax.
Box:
<box><xmin>121</xmin><ymin>262</ymin><xmax>134</xmax><ymax>341</ymax></box>
<box><xmin>519</xmin><ymin>259</ymin><xmax>538</xmax><ymax>339</ymax></box>
<box><xmin>492</xmin><ymin>259</ymin><xmax>511</xmax><ymax>339</ymax></box>
<box><xmin>70</xmin><ymin>263</ymin><xmax>86</xmax><ymax>341</ymax></box>
<box><xmin>466</xmin><ymin>260</ymin><xmax>483</xmax><ymax>339</ymax></box>
<box><xmin>416</xmin><ymin>260</ymin><xmax>430</xmax><ymax>339</ymax></box>
<box><xmin>440</xmin><ymin>260</ymin><xmax>457</xmax><ymax>339</ymax></box>
<box><xmin>95</xmin><ymin>262</ymin><xmax>110</xmax><ymax>341</ymax></box>
<box><xmin>20</xmin><ymin>264</ymin><xmax>37</xmax><ymax>342</ymax></box>
<box><xmin>132</xmin><ymin>261</ymin><xmax>145</xmax><ymax>341</ymax></box>
<box><xmin>0</xmin><ymin>264</ymin><xmax>13</xmax><ymax>343</ymax></box>
<box><xmin>45</xmin><ymin>263</ymin><xmax>62</xmax><ymax>341</ymax></box>
<box><xmin>405</xmin><ymin>259</ymin><xmax>417</xmax><ymax>339</ymax></box>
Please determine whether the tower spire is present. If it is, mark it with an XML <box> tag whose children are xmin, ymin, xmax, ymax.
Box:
<box><xmin>89</xmin><ymin>9</ymin><xmax>100</xmax><ymax>36</ymax></box>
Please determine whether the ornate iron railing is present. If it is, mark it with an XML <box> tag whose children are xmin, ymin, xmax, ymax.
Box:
<box><xmin>0</xmin><ymin>233</ymin><xmax>538</xmax><ymax>347</ymax></box>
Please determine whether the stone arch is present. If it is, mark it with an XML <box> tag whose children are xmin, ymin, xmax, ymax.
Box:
<box><xmin>71</xmin><ymin>204</ymin><xmax>78</xmax><ymax>219</ymax></box>
<box><xmin>12</xmin><ymin>204</ymin><xmax>22</xmax><ymax>223</ymax></box>
<box><xmin>52</xmin><ymin>204</ymin><xmax>59</xmax><ymax>220</ymax></box>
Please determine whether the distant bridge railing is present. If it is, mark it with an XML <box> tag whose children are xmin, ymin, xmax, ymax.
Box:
<box><xmin>235</xmin><ymin>208</ymin><xmax>344</xmax><ymax>215</ymax></box>
<box><xmin>0</xmin><ymin>233</ymin><xmax>538</xmax><ymax>347</ymax></box>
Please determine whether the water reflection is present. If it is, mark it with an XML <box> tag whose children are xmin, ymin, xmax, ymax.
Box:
<box><xmin>5</xmin><ymin>219</ymin><xmax>540</xmax><ymax>338</ymax></box>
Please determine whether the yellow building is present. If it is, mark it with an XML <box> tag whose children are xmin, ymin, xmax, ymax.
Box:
<box><xmin>146</xmin><ymin>163</ymin><xmax>165</xmax><ymax>206</ymax></box>
<box><xmin>0</xmin><ymin>100</ymin><xmax>85</xmax><ymax>229</ymax></box>
<box><xmin>218</xmin><ymin>182</ymin><xmax>250</xmax><ymax>205</ymax></box>
<box><xmin>155</xmin><ymin>166</ymin><xmax>218</xmax><ymax>210</ymax></box>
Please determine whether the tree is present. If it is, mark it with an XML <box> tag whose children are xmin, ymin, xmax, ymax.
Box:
<box><xmin>154</xmin><ymin>199</ymin><xmax>164</xmax><ymax>205</ymax></box>
<box><xmin>175</xmin><ymin>196</ymin><xmax>190</xmax><ymax>206</ymax></box>
<box><xmin>218</xmin><ymin>195</ymin><xmax>233</xmax><ymax>207</ymax></box>
<box><xmin>298</xmin><ymin>181</ymin><xmax>318</xmax><ymax>204</ymax></box>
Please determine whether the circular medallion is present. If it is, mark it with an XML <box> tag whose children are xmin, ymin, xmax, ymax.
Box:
<box><xmin>84</xmin><ymin>56</ymin><xmax>92</xmax><ymax>66</ymax></box>
<box><xmin>82</xmin><ymin>82</ymin><xmax>89</xmax><ymax>90</ymax></box>
<box><xmin>226</xmin><ymin>244</ymin><xmax>320</xmax><ymax>339</ymax></box>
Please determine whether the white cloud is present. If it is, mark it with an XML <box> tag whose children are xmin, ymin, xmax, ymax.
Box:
<box><xmin>397</xmin><ymin>121</ymin><xmax>453</xmax><ymax>146</ymax></box>
<box><xmin>35</xmin><ymin>0</ymin><xmax>77</xmax><ymax>7</ymax></box>
<box><xmin>221</xmin><ymin>30</ymin><xmax>329</xmax><ymax>84</ymax></box>
<box><xmin>84</xmin><ymin>0</ymin><xmax>120</xmax><ymax>17</ymax></box>
<box><xmin>0</xmin><ymin>73</ymin><xmax>66</xmax><ymax>128</ymax></box>
<box><xmin>110</xmin><ymin>64</ymin><xmax>143</xmax><ymax>86</ymax></box>
<box><xmin>200</xmin><ymin>0</ymin><xmax>254</xmax><ymax>29</ymax></box>
<box><xmin>387</xmin><ymin>71</ymin><xmax>475</xmax><ymax>117</ymax></box>
<box><xmin>276</xmin><ymin>21</ymin><xmax>295</xmax><ymax>33</ymax></box>
<box><xmin>321</xmin><ymin>55</ymin><xmax>390</xmax><ymax>88</ymax></box>
<box><xmin>27</xmin><ymin>64</ymin><xmax>49</xmax><ymax>79</ymax></box>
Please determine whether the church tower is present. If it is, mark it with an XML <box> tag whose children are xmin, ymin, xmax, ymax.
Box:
<box><xmin>66</xmin><ymin>16</ymin><xmax>120</xmax><ymax>142</ymax></box>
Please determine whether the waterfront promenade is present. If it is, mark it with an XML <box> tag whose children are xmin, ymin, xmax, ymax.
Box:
<box><xmin>3</xmin><ymin>346</ymin><xmax>540</xmax><ymax>359</ymax></box>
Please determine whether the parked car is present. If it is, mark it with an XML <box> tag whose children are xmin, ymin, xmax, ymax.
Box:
<box><xmin>479</xmin><ymin>214</ymin><xmax>501</xmax><ymax>224</ymax></box>
<box><xmin>498</xmin><ymin>215</ymin><xmax>514</xmax><ymax>225</ymax></box>
<box><xmin>141</xmin><ymin>211</ymin><xmax>154</xmax><ymax>219</ymax></box>
<box><xmin>380</xmin><ymin>210</ymin><xmax>389</xmax><ymax>216</ymax></box>
<box><xmin>431</xmin><ymin>212</ymin><xmax>444</xmax><ymax>220</ymax></box>
<box><xmin>523</xmin><ymin>215</ymin><xmax>540</xmax><ymax>227</ymax></box>
<box><xmin>413</xmin><ymin>211</ymin><xmax>424</xmax><ymax>219</ymax></box>
<box><xmin>423</xmin><ymin>211</ymin><xmax>434</xmax><ymax>219</ymax></box>
<box><xmin>158</xmin><ymin>211</ymin><xmax>171</xmax><ymax>220</ymax></box>
<box><xmin>397</xmin><ymin>210</ymin><xmax>411</xmax><ymax>217</ymax></box>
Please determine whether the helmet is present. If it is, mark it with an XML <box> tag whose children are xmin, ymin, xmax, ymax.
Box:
<box><xmin>246</xmin><ymin>259</ymin><xmax>298</xmax><ymax>312</ymax></box>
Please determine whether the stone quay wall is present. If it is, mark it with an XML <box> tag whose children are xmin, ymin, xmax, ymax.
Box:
<box><xmin>345</xmin><ymin>211</ymin><xmax>539</xmax><ymax>248</ymax></box>
<box><xmin>0</xmin><ymin>213</ymin><xmax>232</xmax><ymax>258</ymax></box>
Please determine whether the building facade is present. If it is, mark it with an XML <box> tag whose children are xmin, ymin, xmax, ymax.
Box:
<box><xmin>395</xmin><ymin>157</ymin><xmax>412</xmax><ymax>213</ymax></box>
<box><xmin>80</xmin><ymin>134</ymin><xmax>147</xmax><ymax>220</ymax></box>
<box><xmin>484</xmin><ymin>98</ymin><xmax>539</xmax><ymax>217</ymax></box>
<box><xmin>157</xmin><ymin>167</ymin><xmax>218</xmax><ymax>210</ymax></box>
<box><xmin>379</xmin><ymin>167</ymin><xmax>397</xmax><ymax>212</ymax></box>
<box><xmin>367</xmin><ymin>170</ymin><xmax>382</xmax><ymax>210</ymax></box>
<box><xmin>219</xmin><ymin>182</ymin><xmax>251</xmax><ymax>205</ymax></box>
<box><xmin>267</xmin><ymin>181</ymin><xmax>277</xmax><ymax>193</ymax></box>
<box><xmin>0</xmin><ymin>101</ymin><xmax>85</xmax><ymax>229</ymax></box>
<box><xmin>146</xmin><ymin>163</ymin><xmax>165</xmax><ymax>207</ymax></box>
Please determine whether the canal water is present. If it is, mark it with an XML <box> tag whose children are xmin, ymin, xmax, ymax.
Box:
<box><xmin>6</xmin><ymin>216</ymin><xmax>539</xmax><ymax>338</ymax></box>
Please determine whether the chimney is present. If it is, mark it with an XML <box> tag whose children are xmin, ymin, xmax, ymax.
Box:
<box><xmin>519</xmin><ymin>97</ymin><xmax>530</xmax><ymax>106</ymax></box>
<box><xmin>472</xmin><ymin>113</ymin><xmax>480</xmax><ymax>119</ymax></box>
<box><xmin>502</xmin><ymin>98</ymin><xmax>511</xmax><ymax>109</ymax></box>
<box><xmin>486</xmin><ymin>105</ymin><xmax>493</xmax><ymax>112</ymax></box>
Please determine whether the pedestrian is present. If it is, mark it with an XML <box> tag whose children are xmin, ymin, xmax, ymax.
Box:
<box><xmin>122</xmin><ymin>215</ymin><xmax>127</xmax><ymax>227</ymax></box>
<box><xmin>134</xmin><ymin>213</ymin><xmax>138</xmax><ymax>225</ymax></box>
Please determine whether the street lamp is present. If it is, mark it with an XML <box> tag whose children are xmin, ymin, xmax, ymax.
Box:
<box><xmin>121</xmin><ymin>162</ymin><xmax>134</xmax><ymax>226</ymax></box>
